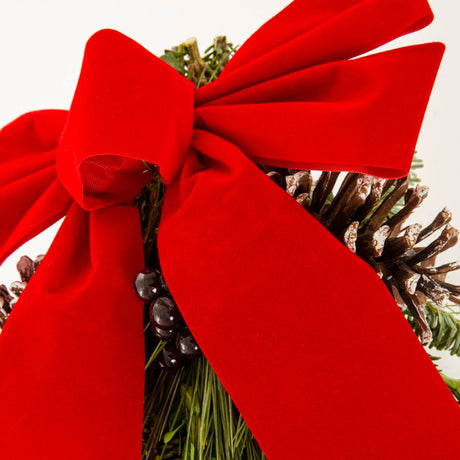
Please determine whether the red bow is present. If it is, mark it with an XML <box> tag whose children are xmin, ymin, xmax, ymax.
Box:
<box><xmin>0</xmin><ymin>0</ymin><xmax>458</xmax><ymax>458</ymax></box>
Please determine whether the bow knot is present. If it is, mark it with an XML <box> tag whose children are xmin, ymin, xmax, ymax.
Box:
<box><xmin>56</xmin><ymin>29</ymin><xmax>195</xmax><ymax>211</ymax></box>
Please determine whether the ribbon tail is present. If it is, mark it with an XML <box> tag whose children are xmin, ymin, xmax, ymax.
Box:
<box><xmin>0</xmin><ymin>203</ymin><xmax>145</xmax><ymax>459</ymax></box>
<box><xmin>0</xmin><ymin>177</ymin><xmax>72</xmax><ymax>263</ymax></box>
<box><xmin>159</xmin><ymin>130</ymin><xmax>460</xmax><ymax>459</ymax></box>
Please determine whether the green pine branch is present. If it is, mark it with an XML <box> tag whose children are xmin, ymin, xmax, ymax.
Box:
<box><xmin>440</xmin><ymin>373</ymin><xmax>460</xmax><ymax>403</ymax></box>
<box><xmin>140</xmin><ymin>37</ymin><xmax>460</xmax><ymax>460</ymax></box>
<box><xmin>389</xmin><ymin>153</ymin><xmax>423</xmax><ymax>217</ymax></box>
<box><xmin>142</xmin><ymin>358</ymin><xmax>266</xmax><ymax>460</ymax></box>
<box><xmin>141</xmin><ymin>38</ymin><xmax>266</xmax><ymax>459</ymax></box>
<box><xmin>405</xmin><ymin>302</ymin><xmax>460</xmax><ymax>402</ymax></box>
<box><xmin>161</xmin><ymin>36</ymin><xmax>237</xmax><ymax>88</ymax></box>
<box><xmin>425</xmin><ymin>303</ymin><xmax>460</xmax><ymax>356</ymax></box>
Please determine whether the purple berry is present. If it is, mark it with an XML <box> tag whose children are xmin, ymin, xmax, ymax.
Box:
<box><xmin>176</xmin><ymin>327</ymin><xmax>201</xmax><ymax>358</ymax></box>
<box><xmin>134</xmin><ymin>269</ymin><xmax>166</xmax><ymax>302</ymax></box>
<box><xmin>151</xmin><ymin>324</ymin><xmax>176</xmax><ymax>341</ymax></box>
<box><xmin>158</xmin><ymin>345</ymin><xmax>182</xmax><ymax>370</ymax></box>
<box><xmin>149</xmin><ymin>296</ymin><xmax>183</xmax><ymax>330</ymax></box>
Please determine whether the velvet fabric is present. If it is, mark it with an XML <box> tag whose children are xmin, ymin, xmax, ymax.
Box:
<box><xmin>0</xmin><ymin>0</ymin><xmax>458</xmax><ymax>458</ymax></box>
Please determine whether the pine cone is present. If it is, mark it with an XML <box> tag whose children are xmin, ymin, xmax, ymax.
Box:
<box><xmin>0</xmin><ymin>285</ymin><xmax>14</xmax><ymax>327</ymax></box>
<box><xmin>0</xmin><ymin>254</ymin><xmax>44</xmax><ymax>329</ymax></box>
<box><xmin>264</xmin><ymin>166</ymin><xmax>460</xmax><ymax>345</ymax></box>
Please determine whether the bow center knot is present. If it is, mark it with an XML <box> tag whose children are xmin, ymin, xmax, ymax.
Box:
<box><xmin>56</xmin><ymin>29</ymin><xmax>194</xmax><ymax>211</ymax></box>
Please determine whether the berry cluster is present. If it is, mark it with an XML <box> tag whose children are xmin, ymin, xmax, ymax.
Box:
<box><xmin>134</xmin><ymin>269</ymin><xmax>201</xmax><ymax>370</ymax></box>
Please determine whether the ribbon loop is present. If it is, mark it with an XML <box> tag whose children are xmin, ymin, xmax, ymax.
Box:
<box><xmin>196</xmin><ymin>0</ymin><xmax>436</xmax><ymax>104</ymax></box>
<box><xmin>0</xmin><ymin>110</ymin><xmax>72</xmax><ymax>265</ymax></box>
<box><xmin>56</xmin><ymin>29</ymin><xmax>195</xmax><ymax>211</ymax></box>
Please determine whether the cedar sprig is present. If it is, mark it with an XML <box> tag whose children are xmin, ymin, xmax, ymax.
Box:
<box><xmin>161</xmin><ymin>36</ymin><xmax>237</xmax><ymax>88</ymax></box>
<box><xmin>404</xmin><ymin>301</ymin><xmax>460</xmax><ymax>401</ymax></box>
<box><xmin>440</xmin><ymin>373</ymin><xmax>460</xmax><ymax>403</ymax></box>
<box><xmin>406</xmin><ymin>302</ymin><xmax>460</xmax><ymax>357</ymax></box>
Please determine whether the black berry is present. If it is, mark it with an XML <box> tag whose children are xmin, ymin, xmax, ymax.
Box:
<box><xmin>158</xmin><ymin>345</ymin><xmax>182</xmax><ymax>370</ymax></box>
<box><xmin>151</xmin><ymin>324</ymin><xmax>176</xmax><ymax>341</ymax></box>
<box><xmin>176</xmin><ymin>327</ymin><xmax>201</xmax><ymax>358</ymax></box>
<box><xmin>149</xmin><ymin>296</ymin><xmax>183</xmax><ymax>330</ymax></box>
<box><xmin>134</xmin><ymin>269</ymin><xmax>166</xmax><ymax>302</ymax></box>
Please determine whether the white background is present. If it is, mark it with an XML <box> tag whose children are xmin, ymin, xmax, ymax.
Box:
<box><xmin>0</xmin><ymin>0</ymin><xmax>459</xmax><ymax>375</ymax></box>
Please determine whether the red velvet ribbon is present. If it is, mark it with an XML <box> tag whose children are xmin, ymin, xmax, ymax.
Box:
<box><xmin>0</xmin><ymin>0</ymin><xmax>458</xmax><ymax>458</ymax></box>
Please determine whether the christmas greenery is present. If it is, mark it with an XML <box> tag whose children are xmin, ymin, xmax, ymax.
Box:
<box><xmin>1</xmin><ymin>36</ymin><xmax>459</xmax><ymax>459</ymax></box>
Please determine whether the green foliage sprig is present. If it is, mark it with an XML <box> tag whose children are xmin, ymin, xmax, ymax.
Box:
<box><xmin>425</xmin><ymin>302</ymin><xmax>460</xmax><ymax>356</ymax></box>
<box><xmin>440</xmin><ymin>373</ymin><xmax>460</xmax><ymax>403</ymax></box>
<box><xmin>141</xmin><ymin>37</ymin><xmax>266</xmax><ymax>460</ymax></box>
<box><xmin>138</xmin><ymin>35</ymin><xmax>460</xmax><ymax>459</ymax></box>
<box><xmin>161</xmin><ymin>36</ymin><xmax>237</xmax><ymax>88</ymax></box>
<box><xmin>405</xmin><ymin>302</ymin><xmax>460</xmax><ymax>400</ymax></box>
